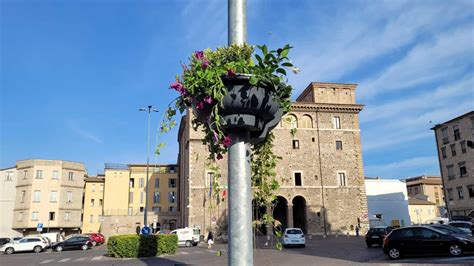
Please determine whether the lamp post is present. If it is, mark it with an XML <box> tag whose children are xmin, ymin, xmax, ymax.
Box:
<box><xmin>139</xmin><ymin>105</ymin><xmax>159</xmax><ymax>227</ymax></box>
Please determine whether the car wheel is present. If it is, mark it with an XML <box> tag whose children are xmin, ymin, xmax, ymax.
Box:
<box><xmin>4</xmin><ymin>247</ymin><xmax>14</xmax><ymax>255</ymax></box>
<box><xmin>33</xmin><ymin>246</ymin><xmax>42</xmax><ymax>253</ymax></box>
<box><xmin>388</xmin><ymin>247</ymin><xmax>401</xmax><ymax>260</ymax></box>
<box><xmin>449</xmin><ymin>244</ymin><xmax>462</xmax><ymax>256</ymax></box>
<box><xmin>185</xmin><ymin>241</ymin><xmax>192</xmax><ymax>247</ymax></box>
<box><xmin>92</xmin><ymin>241</ymin><xmax>97</xmax><ymax>246</ymax></box>
<box><xmin>56</xmin><ymin>246</ymin><xmax>63</xmax><ymax>252</ymax></box>
<box><xmin>192</xmin><ymin>243</ymin><xmax>198</xmax><ymax>247</ymax></box>
<box><xmin>82</xmin><ymin>244</ymin><xmax>88</xmax><ymax>251</ymax></box>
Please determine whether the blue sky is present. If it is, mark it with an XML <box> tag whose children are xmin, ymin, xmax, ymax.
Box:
<box><xmin>1</xmin><ymin>0</ymin><xmax>473</xmax><ymax>179</ymax></box>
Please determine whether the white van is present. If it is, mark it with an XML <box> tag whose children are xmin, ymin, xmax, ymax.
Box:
<box><xmin>170</xmin><ymin>228</ymin><xmax>200</xmax><ymax>247</ymax></box>
<box><xmin>39</xmin><ymin>233</ymin><xmax>64</xmax><ymax>246</ymax></box>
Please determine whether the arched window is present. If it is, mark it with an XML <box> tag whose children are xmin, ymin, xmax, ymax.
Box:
<box><xmin>301</xmin><ymin>115</ymin><xmax>313</xmax><ymax>128</ymax></box>
<box><xmin>283</xmin><ymin>114</ymin><xmax>298</xmax><ymax>129</ymax></box>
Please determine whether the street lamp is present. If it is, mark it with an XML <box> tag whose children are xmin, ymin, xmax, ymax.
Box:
<box><xmin>139</xmin><ymin>105</ymin><xmax>159</xmax><ymax>228</ymax></box>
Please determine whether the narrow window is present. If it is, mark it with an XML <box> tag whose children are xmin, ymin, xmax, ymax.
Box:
<box><xmin>33</xmin><ymin>190</ymin><xmax>41</xmax><ymax>202</ymax></box>
<box><xmin>49</xmin><ymin>212</ymin><xmax>55</xmax><ymax>221</ymax></box>
<box><xmin>336</xmin><ymin>140</ymin><xmax>343</xmax><ymax>150</ymax></box>
<box><xmin>154</xmin><ymin>178</ymin><xmax>159</xmax><ymax>188</ymax></box>
<box><xmin>457</xmin><ymin>187</ymin><xmax>464</xmax><ymax>200</ymax></box>
<box><xmin>169</xmin><ymin>178</ymin><xmax>176</xmax><ymax>188</ymax></box>
<box><xmin>129</xmin><ymin>192</ymin><xmax>134</xmax><ymax>203</ymax></box>
<box><xmin>453</xmin><ymin>125</ymin><xmax>461</xmax><ymax>141</ymax></box>
<box><xmin>90</xmin><ymin>199</ymin><xmax>95</xmax><ymax>207</ymax></box>
<box><xmin>31</xmin><ymin>212</ymin><xmax>38</xmax><ymax>221</ymax></box>
<box><xmin>447</xmin><ymin>188</ymin><xmax>454</xmax><ymax>201</ymax></box>
<box><xmin>333</xmin><ymin>116</ymin><xmax>341</xmax><ymax>129</ymax></box>
<box><xmin>461</xmin><ymin>141</ymin><xmax>467</xmax><ymax>153</ymax></box>
<box><xmin>468</xmin><ymin>185</ymin><xmax>474</xmax><ymax>198</ymax></box>
<box><xmin>50</xmin><ymin>191</ymin><xmax>57</xmax><ymax>202</ymax></box>
<box><xmin>65</xmin><ymin>212</ymin><xmax>71</xmax><ymax>221</ymax></box>
<box><xmin>36</xmin><ymin>170</ymin><xmax>43</xmax><ymax>179</ymax></box>
<box><xmin>338</xmin><ymin>172</ymin><xmax>347</xmax><ymax>186</ymax></box>
<box><xmin>450</xmin><ymin>144</ymin><xmax>456</xmax><ymax>156</ymax></box>
<box><xmin>140</xmin><ymin>192</ymin><xmax>144</xmax><ymax>204</ymax></box>
<box><xmin>459</xmin><ymin>162</ymin><xmax>467</xmax><ymax>177</ymax></box>
<box><xmin>169</xmin><ymin>191</ymin><xmax>176</xmax><ymax>203</ymax></box>
<box><xmin>441</xmin><ymin>128</ymin><xmax>449</xmax><ymax>144</ymax></box>
<box><xmin>447</xmin><ymin>165</ymin><xmax>455</xmax><ymax>180</ymax></box>
<box><xmin>153</xmin><ymin>192</ymin><xmax>160</xmax><ymax>203</ymax></box>
<box><xmin>52</xmin><ymin>170</ymin><xmax>59</xmax><ymax>179</ymax></box>
<box><xmin>139</xmin><ymin>178</ymin><xmax>144</xmax><ymax>188</ymax></box>
<box><xmin>100</xmin><ymin>184</ymin><xmax>104</xmax><ymax>192</ymax></box>
<box><xmin>140</xmin><ymin>207</ymin><xmax>144</xmax><ymax>212</ymax></box>
<box><xmin>169</xmin><ymin>206</ymin><xmax>175</xmax><ymax>212</ymax></box>
<box><xmin>92</xmin><ymin>184</ymin><xmax>96</xmax><ymax>192</ymax></box>
<box><xmin>292</xmin><ymin>140</ymin><xmax>300</xmax><ymax>149</ymax></box>
<box><xmin>441</xmin><ymin>147</ymin><xmax>447</xmax><ymax>159</ymax></box>
<box><xmin>68</xmin><ymin>172</ymin><xmax>74</xmax><ymax>181</ymax></box>
<box><xmin>129</xmin><ymin>178</ymin><xmax>135</xmax><ymax>188</ymax></box>
<box><xmin>294</xmin><ymin>172</ymin><xmax>302</xmax><ymax>186</ymax></box>
<box><xmin>20</xmin><ymin>190</ymin><xmax>26</xmax><ymax>203</ymax></box>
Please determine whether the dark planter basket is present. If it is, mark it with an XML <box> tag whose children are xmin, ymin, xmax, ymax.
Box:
<box><xmin>220</xmin><ymin>74</ymin><xmax>283</xmax><ymax>143</ymax></box>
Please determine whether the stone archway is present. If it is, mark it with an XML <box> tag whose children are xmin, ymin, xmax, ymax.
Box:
<box><xmin>273</xmin><ymin>196</ymin><xmax>288</xmax><ymax>230</ymax></box>
<box><xmin>292</xmin><ymin>196</ymin><xmax>307</xmax><ymax>233</ymax></box>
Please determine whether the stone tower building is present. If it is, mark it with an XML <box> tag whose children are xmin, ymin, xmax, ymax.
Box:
<box><xmin>178</xmin><ymin>82</ymin><xmax>368</xmax><ymax>236</ymax></box>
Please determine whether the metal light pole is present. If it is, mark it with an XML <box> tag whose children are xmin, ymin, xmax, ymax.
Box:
<box><xmin>139</xmin><ymin>106</ymin><xmax>158</xmax><ymax>227</ymax></box>
<box><xmin>227</xmin><ymin>1</ymin><xmax>252</xmax><ymax>265</ymax></box>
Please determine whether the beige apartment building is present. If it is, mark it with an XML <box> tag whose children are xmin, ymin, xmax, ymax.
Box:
<box><xmin>178</xmin><ymin>82</ymin><xmax>369</xmax><ymax>236</ymax></box>
<box><xmin>432</xmin><ymin>111</ymin><xmax>474</xmax><ymax>219</ymax></box>
<box><xmin>408</xmin><ymin>198</ymin><xmax>438</xmax><ymax>225</ymax></box>
<box><xmin>0</xmin><ymin>166</ymin><xmax>21</xmax><ymax>237</ymax></box>
<box><xmin>98</xmin><ymin>163</ymin><xmax>180</xmax><ymax>237</ymax></box>
<box><xmin>405</xmin><ymin>175</ymin><xmax>445</xmax><ymax>216</ymax></box>
<box><xmin>12</xmin><ymin>159</ymin><xmax>86</xmax><ymax>236</ymax></box>
<box><xmin>81</xmin><ymin>175</ymin><xmax>105</xmax><ymax>233</ymax></box>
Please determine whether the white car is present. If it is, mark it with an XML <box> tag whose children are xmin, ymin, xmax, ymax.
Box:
<box><xmin>448</xmin><ymin>221</ymin><xmax>473</xmax><ymax>235</ymax></box>
<box><xmin>0</xmin><ymin>236</ymin><xmax>48</xmax><ymax>255</ymax></box>
<box><xmin>170</xmin><ymin>228</ymin><xmax>201</xmax><ymax>247</ymax></box>
<box><xmin>281</xmin><ymin>228</ymin><xmax>305</xmax><ymax>248</ymax></box>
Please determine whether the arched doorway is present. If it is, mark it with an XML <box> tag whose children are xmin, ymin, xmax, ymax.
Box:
<box><xmin>273</xmin><ymin>196</ymin><xmax>288</xmax><ymax>230</ymax></box>
<box><xmin>252</xmin><ymin>200</ymin><xmax>267</xmax><ymax>235</ymax></box>
<box><xmin>292</xmin><ymin>196</ymin><xmax>307</xmax><ymax>233</ymax></box>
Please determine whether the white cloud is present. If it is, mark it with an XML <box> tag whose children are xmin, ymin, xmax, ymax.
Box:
<box><xmin>67</xmin><ymin>120</ymin><xmax>103</xmax><ymax>144</ymax></box>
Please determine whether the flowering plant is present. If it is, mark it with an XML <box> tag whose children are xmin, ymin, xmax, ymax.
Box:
<box><xmin>164</xmin><ymin>44</ymin><xmax>296</xmax><ymax>160</ymax></box>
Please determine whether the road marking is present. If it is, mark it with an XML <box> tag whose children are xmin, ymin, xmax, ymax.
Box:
<box><xmin>92</xmin><ymin>256</ymin><xmax>103</xmax><ymax>260</ymax></box>
<box><xmin>40</xmin><ymin>259</ymin><xmax>54</xmax><ymax>264</ymax></box>
<box><xmin>75</xmin><ymin>257</ymin><xmax>87</xmax><ymax>261</ymax></box>
<box><xmin>58</xmin><ymin>258</ymin><xmax>71</xmax><ymax>262</ymax></box>
<box><xmin>179</xmin><ymin>251</ymin><xmax>189</xmax><ymax>255</ymax></box>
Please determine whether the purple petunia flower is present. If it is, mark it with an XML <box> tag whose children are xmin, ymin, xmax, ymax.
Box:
<box><xmin>196</xmin><ymin>101</ymin><xmax>204</xmax><ymax>110</ymax></box>
<box><xmin>227</xmin><ymin>69</ymin><xmax>236</xmax><ymax>77</ymax></box>
<box><xmin>216</xmin><ymin>153</ymin><xmax>223</xmax><ymax>160</ymax></box>
<box><xmin>204</xmin><ymin>96</ymin><xmax>213</xmax><ymax>104</ymax></box>
<box><xmin>201</xmin><ymin>60</ymin><xmax>210</xmax><ymax>70</ymax></box>
<box><xmin>222</xmin><ymin>135</ymin><xmax>232</xmax><ymax>148</ymax></box>
<box><xmin>194</xmin><ymin>51</ymin><xmax>204</xmax><ymax>60</ymax></box>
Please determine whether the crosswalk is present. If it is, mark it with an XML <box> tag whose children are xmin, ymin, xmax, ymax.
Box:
<box><xmin>38</xmin><ymin>250</ymin><xmax>219</xmax><ymax>264</ymax></box>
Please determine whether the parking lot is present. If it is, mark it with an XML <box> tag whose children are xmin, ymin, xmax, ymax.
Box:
<box><xmin>1</xmin><ymin>236</ymin><xmax>473</xmax><ymax>265</ymax></box>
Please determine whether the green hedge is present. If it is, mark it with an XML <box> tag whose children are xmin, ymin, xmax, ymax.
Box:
<box><xmin>107</xmin><ymin>234</ymin><xmax>178</xmax><ymax>258</ymax></box>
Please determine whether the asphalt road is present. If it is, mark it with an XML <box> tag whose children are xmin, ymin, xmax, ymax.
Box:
<box><xmin>1</xmin><ymin>236</ymin><xmax>473</xmax><ymax>265</ymax></box>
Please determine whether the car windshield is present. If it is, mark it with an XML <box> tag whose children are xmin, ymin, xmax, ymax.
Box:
<box><xmin>369</xmin><ymin>228</ymin><xmax>386</xmax><ymax>234</ymax></box>
<box><xmin>287</xmin><ymin>229</ymin><xmax>302</xmax><ymax>234</ymax></box>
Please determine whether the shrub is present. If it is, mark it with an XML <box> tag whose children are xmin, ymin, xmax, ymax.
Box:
<box><xmin>156</xmin><ymin>234</ymin><xmax>178</xmax><ymax>255</ymax></box>
<box><xmin>107</xmin><ymin>234</ymin><xmax>177</xmax><ymax>258</ymax></box>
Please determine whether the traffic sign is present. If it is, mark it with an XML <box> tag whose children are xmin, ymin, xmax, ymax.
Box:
<box><xmin>37</xmin><ymin>223</ymin><xmax>43</xmax><ymax>232</ymax></box>
<box><xmin>141</xmin><ymin>226</ymin><xmax>151</xmax><ymax>235</ymax></box>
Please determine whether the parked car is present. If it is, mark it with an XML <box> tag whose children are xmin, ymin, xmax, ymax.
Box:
<box><xmin>365</xmin><ymin>226</ymin><xmax>393</xmax><ymax>247</ymax></box>
<box><xmin>448</xmin><ymin>221</ymin><xmax>473</xmax><ymax>235</ymax></box>
<box><xmin>451</xmin><ymin>215</ymin><xmax>472</xmax><ymax>222</ymax></box>
<box><xmin>84</xmin><ymin>233</ymin><xmax>105</xmax><ymax>246</ymax></box>
<box><xmin>0</xmin><ymin>238</ymin><xmax>11</xmax><ymax>246</ymax></box>
<box><xmin>0</xmin><ymin>236</ymin><xmax>48</xmax><ymax>255</ymax></box>
<box><xmin>427</xmin><ymin>224</ymin><xmax>471</xmax><ymax>236</ymax></box>
<box><xmin>383</xmin><ymin>226</ymin><xmax>474</xmax><ymax>259</ymax></box>
<box><xmin>170</xmin><ymin>228</ymin><xmax>200</xmax><ymax>247</ymax></box>
<box><xmin>282</xmin><ymin>228</ymin><xmax>305</xmax><ymax>248</ymax></box>
<box><xmin>52</xmin><ymin>236</ymin><xmax>92</xmax><ymax>252</ymax></box>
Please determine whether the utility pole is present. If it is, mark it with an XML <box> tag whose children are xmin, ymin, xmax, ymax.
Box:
<box><xmin>139</xmin><ymin>106</ymin><xmax>158</xmax><ymax>228</ymax></box>
<box><xmin>227</xmin><ymin>1</ymin><xmax>252</xmax><ymax>265</ymax></box>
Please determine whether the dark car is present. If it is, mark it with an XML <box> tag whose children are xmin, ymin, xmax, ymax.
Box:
<box><xmin>366</xmin><ymin>226</ymin><xmax>393</xmax><ymax>247</ymax></box>
<box><xmin>427</xmin><ymin>224</ymin><xmax>471</xmax><ymax>236</ymax></box>
<box><xmin>51</xmin><ymin>236</ymin><xmax>92</xmax><ymax>252</ymax></box>
<box><xmin>383</xmin><ymin>226</ymin><xmax>474</xmax><ymax>259</ymax></box>
<box><xmin>0</xmin><ymin>238</ymin><xmax>11</xmax><ymax>246</ymax></box>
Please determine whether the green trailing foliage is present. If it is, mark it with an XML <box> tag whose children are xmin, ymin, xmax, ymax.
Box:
<box><xmin>107</xmin><ymin>234</ymin><xmax>178</xmax><ymax>258</ymax></box>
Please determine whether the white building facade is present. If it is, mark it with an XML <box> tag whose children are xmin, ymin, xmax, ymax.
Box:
<box><xmin>0</xmin><ymin>166</ymin><xmax>21</xmax><ymax>237</ymax></box>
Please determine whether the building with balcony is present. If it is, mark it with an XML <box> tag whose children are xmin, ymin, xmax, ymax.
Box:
<box><xmin>12</xmin><ymin>159</ymin><xmax>86</xmax><ymax>236</ymax></box>
<box><xmin>178</xmin><ymin>82</ymin><xmax>369</xmax><ymax>236</ymax></box>
<box><xmin>432</xmin><ymin>111</ymin><xmax>474</xmax><ymax>219</ymax></box>
<box><xmin>404</xmin><ymin>175</ymin><xmax>445</xmax><ymax>216</ymax></box>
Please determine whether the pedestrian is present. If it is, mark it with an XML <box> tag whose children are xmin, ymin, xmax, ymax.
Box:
<box><xmin>207</xmin><ymin>231</ymin><xmax>214</xmax><ymax>249</ymax></box>
<box><xmin>355</xmin><ymin>225</ymin><xmax>360</xmax><ymax>237</ymax></box>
